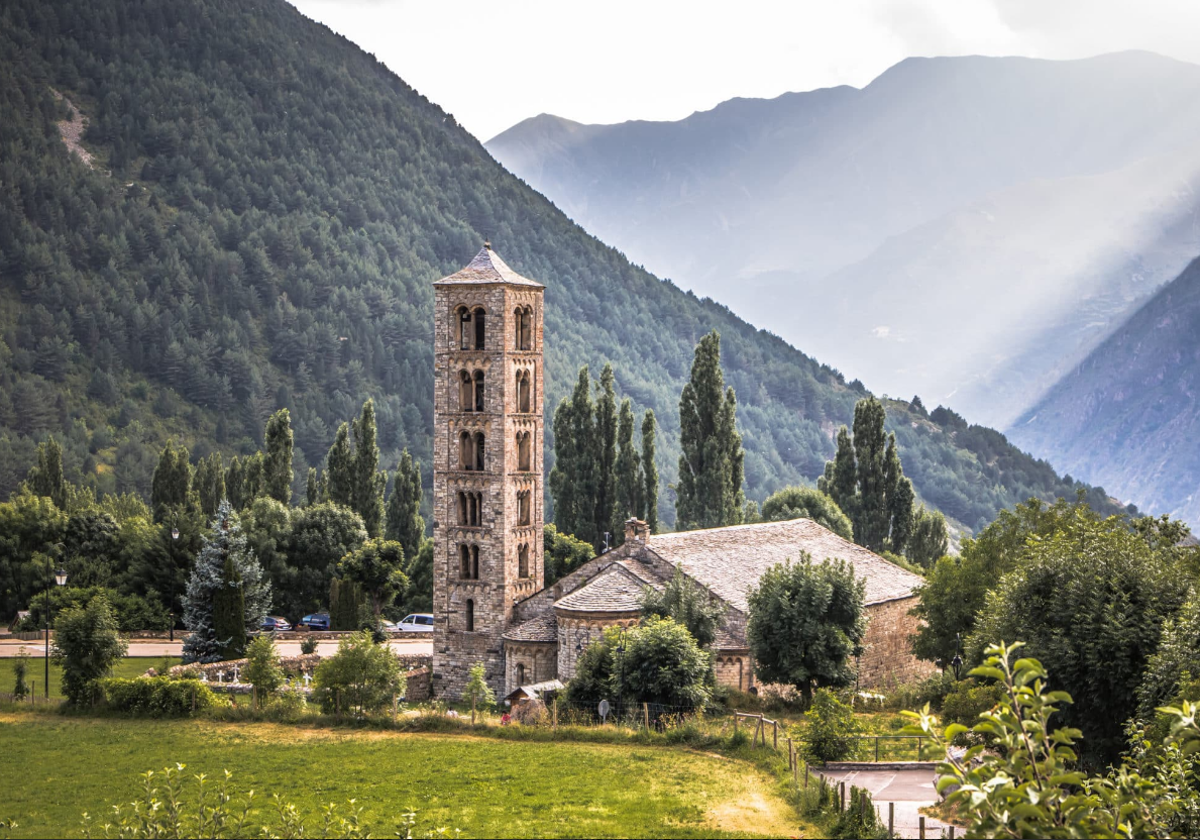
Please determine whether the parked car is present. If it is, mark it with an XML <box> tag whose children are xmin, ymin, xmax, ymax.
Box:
<box><xmin>297</xmin><ymin>612</ymin><xmax>330</xmax><ymax>631</ymax></box>
<box><xmin>261</xmin><ymin>615</ymin><xmax>291</xmax><ymax>632</ymax></box>
<box><xmin>378</xmin><ymin>618</ymin><xmax>399</xmax><ymax>633</ymax></box>
<box><xmin>398</xmin><ymin>613</ymin><xmax>434</xmax><ymax>633</ymax></box>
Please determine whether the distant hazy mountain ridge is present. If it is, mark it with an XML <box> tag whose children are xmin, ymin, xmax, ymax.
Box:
<box><xmin>487</xmin><ymin>51</ymin><xmax>1200</xmax><ymax>428</ymax></box>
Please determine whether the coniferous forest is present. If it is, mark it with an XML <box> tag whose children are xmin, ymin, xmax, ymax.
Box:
<box><xmin>0</xmin><ymin>0</ymin><xmax>1127</xmax><ymax>538</ymax></box>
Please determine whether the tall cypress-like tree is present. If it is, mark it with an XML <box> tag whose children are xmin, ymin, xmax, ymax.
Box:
<box><xmin>305</xmin><ymin>467</ymin><xmax>320</xmax><ymax>506</ymax></box>
<box><xmin>548</xmin><ymin>396</ymin><xmax>577</xmax><ymax>536</ymax></box>
<box><xmin>241</xmin><ymin>451</ymin><xmax>265</xmax><ymax>505</ymax></box>
<box><xmin>886</xmin><ymin>438</ymin><xmax>915</xmax><ymax>554</ymax></box>
<box><xmin>195</xmin><ymin>452</ymin><xmax>226</xmax><ymax>519</ymax></box>
<box><xmin>675</xmin><ymin>331</ymin><xmax>745</xmax><ymax>531</ymax></box>
<box><xmin>819</xmin><ymin>427</ymin><xmax>858</xmax><ymax>523</ymax></box>
<box><xmin>569</xmin><ymin>367</ymin><xmax>598</xmax><ymax>548</ymax></box>
<box><xmin>385</xmin><ymin>449</ymin><xmax>425</xmax><ymax>561</ymax></box>
<box><xmin>593</xmin><ymin>364</ymin><xmax>619</xmax><ymax>551</ymax></box>
<box><xmin>325</xmin><ymin>422</ymin><xmax>354</xmax><ymax>508</ymax></box>
<box><xmin>212</xmin><ymin>552</ymin><xmax>247</xmax><ymax>661</ymax></box>
<box><xmin>615</xmin><ymin>398</ymin><xmax>641</xmax><ymax>530</ymax></box>
<box><xmin>225</xmin><ymin>455</ymin><xmax>245</xmax><ymax>510</ymax></box>
<box><xmin>26</xmin><ymin>436</ymin><xmax>66</xmax><ymax>510</ymax></box>
<box><xmin>151</xmin><ymin>441</ymin><xmax>192</xmax><ymax>522</ymax></box>
<box><xmin>351</xmin><ymin>399</ymin><xmax>385</xmax><ymax>537</ymax></box>
<box><xmin>263</xmin><ymin>408</ymin><xmax>293</xmax><ymax>505</ymax></box>
<box><xmin>641</xmin><ymin>410</ymin><xmax>659</xmax><ymax>534</ymax></box>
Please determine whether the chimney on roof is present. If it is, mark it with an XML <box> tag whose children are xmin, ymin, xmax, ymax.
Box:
<box><xmin>624</xmin><ymin>518</ymin><xmax>649</xmax><ymax>544</ymax></box>
<box><xmin>483</xmin><ymin>240</ymin><xmax>492</xmax><ymax>250</ymax></box>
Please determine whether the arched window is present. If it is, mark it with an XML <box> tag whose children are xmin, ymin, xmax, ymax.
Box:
<box><xmin>456</xmin><ymin>492</ymin><xmax>468</xmax><ymax>526</ymax></box>
<box><xmin>518</xmin><ymin>543</ymin><xmax>529</xmax><ymax>578</ymax></box>
<box><xmin>517</xmin><ymin>431</ymin><xmax>532</xmax><ymax>471</ymax></box>
<box><xmin>516</xmin><ymin>369</ymin><xmax>532</xmax><ymax>413</ymax></box>
<box><xmin>458</xmin><ymin>370</ymin><xmax>473</xmax><ymax>411</ymax></box>
<box><xmin>465</xmin><ymin>599</ymin><xmax>475</xmax><ymax>632</ymax></box>
<box><xmin>457</xmin><ymin>307</ymin><xmax>472</xmax><ymax>350</ymax></box>
<box><xmin>516</xmin><ymin>663</ymin><xmax>526</xmax><ymax>686</ymax></box>
<box><xmin>474</xmin><ymin>432</ymin><xmax>485</xmax><ymax>471</ymax></box>
<box><xmin>473</xmin><ymin>307</ymin><xmax>486</xmax><ymax>349</ymax></box>
<box><xmin>473</xmin><ymin>370</ymin><xmax>485</xmax><ymax>412</ymax></box>
<box><xmin>459</xmin><ymin>431</ymin><xmax>473</xmax><ymax>470</ymax></box>
<box><xmin>456</xmin><ymin>492</ymin><xmax>482</xmax><ymax>527</ymax></box>
<box><xmin>460</xmin><ymin>544</ymin><xmax>471</xmax><ymax>578</ymax></box>
<box><xmin>514</xmin><ymin>307</ymin><xmax>533</xmax><ymax>351</ymax></box>
<box><xmin>518</xmin><ymin>490</ymin><xmax>531</xmax><ymax>526</ymax></box>
<box><xmin>471</xmin><ymin>544</ymin><xmax>480</xmax><ymax>578</ymax></box>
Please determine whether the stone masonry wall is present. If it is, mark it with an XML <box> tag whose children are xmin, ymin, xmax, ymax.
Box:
<box><xmin>859</xmin><ymin>596</ymin><xmax>937</xmax><ymax>688</ymax></box>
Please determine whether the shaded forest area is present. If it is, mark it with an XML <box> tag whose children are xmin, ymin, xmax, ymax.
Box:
<box><xmin>0</xmin><ymin>0</ymin><xmax>1126</xmax><ymax>531</ymax></box>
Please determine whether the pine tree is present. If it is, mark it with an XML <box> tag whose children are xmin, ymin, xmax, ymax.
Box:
<box><xmin>26</xmin><ymin>436</ymin><xmax>66</xmax><ymax>510</ymax></box>
<box><xmin>263</xmin><ymin>408</ymin><xmax>293</xmax><ymax>505</ymax></box>
<box><xmin>615</xmin><ymin>398</ymin><xmax>641</xmax><ymax>533</ymax></box>
<box><xmin>641</xmin><ymin>410</ymin><xmax>659</xmax><ymax>534</ymax></box>
<box><xmin>306</xmin><ymin>467</ymin><xmax>320</xmax><ymax>506</ymax></box>
<box><xmin>212</xmin><ymin>552</ymin><xmax>247</xmax><ymax>661</ymax></box>
<box><xmin>385</xmin><ymin>449</ymin><xmax>424</xmax><ymax>561</ymax></box>
<box><xmin>676</xmin><ymin>331</ymin><xmax>745</xmax><ymax>531</ymax></box>
<box><xmin>325</xmin><ymin>422</ymin><xmax>354</xmax><ymax>508</ymax></box>
<box><xmin>593</xmin><ymin>364</ymin><xmax>619</xmax><ymax>551</ymax></box>
<box><xmin>151</xmin><ymin>441</ymin><xmax>192</xmax><ymax>522</ymax></box>
<box><xmin>181</xmin><ymin>501</ymin><xmax>271</xmax><ymax>663</ymax></box>
<box><xmin>351</xmin><ymin>399</ymin><xmax>384</xmax><ymax>536</ymax></box>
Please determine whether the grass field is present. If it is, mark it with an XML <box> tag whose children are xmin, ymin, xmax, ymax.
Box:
<box><xmin>0</xmin><ymin>713</ymin><xmax>805</xmax><ymax>838</ymax></box>
<box><xmin>0</xmin><ymin>656</ymin><xmax>178</xmax><ymax>701</ymax></box>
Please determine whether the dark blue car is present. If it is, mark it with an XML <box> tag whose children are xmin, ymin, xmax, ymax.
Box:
<box><xmin>297</xmin><ymin>612</ymin><xmax>330</xmax><ymax>631</ymax></box>
<box><xmin>261</xmin><ymin>615</ymin><xmax>291</xmax><ymax>632</ymax></box>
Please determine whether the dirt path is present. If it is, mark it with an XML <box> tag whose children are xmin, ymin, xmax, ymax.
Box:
<box><xmin>51</xmin><ymin>89</ymin><xmax>95</xmax><ymax>168</ymax></box>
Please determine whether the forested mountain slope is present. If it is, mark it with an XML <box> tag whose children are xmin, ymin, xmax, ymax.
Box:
<box><xmin>0</xmin><ymin>0</ymin><xmax>1122</xmax><ymax>532</ymax></box>
<box><xmin>487</xmin><ymin>52</ymin><xmax>1200</xmax><ymax>428</ymax></box>
<box><xmin>1010</xmin><ymin>256</ymin><xmax>1200</xmax><ymax>526</ymax></box>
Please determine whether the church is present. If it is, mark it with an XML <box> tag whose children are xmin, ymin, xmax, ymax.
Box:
<box><xmin>430</xmin><ymin>246</ymin><xmax>934</xmax><ymax>699</ymax></box>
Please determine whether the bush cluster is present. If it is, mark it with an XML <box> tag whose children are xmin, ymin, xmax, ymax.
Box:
<box><xmin>99</xmin><ymin>676</ymin><xmax>226</xmax><ymax>716</ymax></box>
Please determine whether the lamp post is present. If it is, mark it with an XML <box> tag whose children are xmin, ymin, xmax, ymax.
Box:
<box><xmin>44</xmin><ymin>566</ymin><xmax>67</xmax><ymax>698</ymax></box>
<box><xmin>615</xmin><ymin>625</ymin><xmax>628</xmax><ymax>719</ymax></box>
<box><xmin>168</xmin><ymin>611</ymin><xmax>175</xmax><ymax>643</ymax></box>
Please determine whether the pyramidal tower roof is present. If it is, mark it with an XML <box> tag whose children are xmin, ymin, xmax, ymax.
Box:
<box><xmin>433</xmin><ymin>244</ymin><xmax>544</xmax><ymax>288</ymax></box>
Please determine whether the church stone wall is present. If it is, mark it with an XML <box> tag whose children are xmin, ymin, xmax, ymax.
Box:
<box><xmin>859</xmin><ymin>596</ymin><xmax>937</xmax><ymax>688</ymax></box>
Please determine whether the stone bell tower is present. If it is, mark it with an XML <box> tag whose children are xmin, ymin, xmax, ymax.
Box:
<box><xmin>431</xmin><ymin>244</ymin><xmax>545</xmax><ymax>698</ymax></box>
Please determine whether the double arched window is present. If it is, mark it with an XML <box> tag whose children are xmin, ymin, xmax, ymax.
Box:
<box><xmin>459</xmin><ymin>369</ymin><xmax>485</xmax><ymax>412</ymax></box>
<box><xmin>516</xmin><ymin>431</ymin><xmax>532</xmax><ymax>471</ymax></box>
<box><xmin>456</xmin><ymin>491</ymin><xmax>483</xmax><ymax>527</ymax></box>
<box><xmin>517</xmin><ymin>490</ymin><xmax>532</xmax><ymax>527</ymax></box>
<box><xmin>456</xmin><ymin>306</ymin><xmax>486</xmax><ymax>350</ymax></box>
<box><xmin>458</xmin><ymin>431</ymin><xmax>486</xmax><ymax>471</ymax></box>
<box><xmin>515</xmin><ymin>368</ymin><xmax>532</xmax><ymax>413</ymax></box>
<box><xmin>514</xmin><ymin>306</ymin><xmax>533</xmax><ymax>350</ymax></box>
<box><xmin>459</xmin><ymin>544</ymin><xmax>480</xmax><ymax>579</ymax></box>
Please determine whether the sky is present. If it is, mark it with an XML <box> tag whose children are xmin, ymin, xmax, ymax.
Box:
<box><xmin>288</xmin><ymin>0</ymin><xmax>1200</xmax><ymax>141</ymax></box>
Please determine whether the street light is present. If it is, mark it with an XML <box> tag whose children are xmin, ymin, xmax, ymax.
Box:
<box><xmin>45</xmin><ymin>567</ymin><xmax>67</xmax><ymax>698</ymax></box>
<box><xmin>950</xmin><ymin>632</ymin><xmax>964</xmax><ymax>681</ymax></box>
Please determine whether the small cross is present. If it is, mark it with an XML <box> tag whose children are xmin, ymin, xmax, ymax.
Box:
<box><xmin>232</xmin><ymin>665</ymin><xmax>240</xmax><ymax>683</ymax></box>
<box><xmin>303</xmin><ymin>673</ymin><xmax>312</xmax><ymax>687</ymax></box>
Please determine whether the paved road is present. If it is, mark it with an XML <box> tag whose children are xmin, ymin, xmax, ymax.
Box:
<box><xmin>816</xmin><ymin>767</ymin><xmax>949</xmax><ymax>839</ymax></box>
<box><xmin>0</xmin><ymin>637</ymin><xmax>433</xmax><ymax>659</ymax></box>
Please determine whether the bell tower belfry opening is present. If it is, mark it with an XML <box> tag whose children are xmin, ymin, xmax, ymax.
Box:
<box><xmin>431</xmin><ymin>244</ymin><xmax>545</xmax><ymax>698</ymax></box>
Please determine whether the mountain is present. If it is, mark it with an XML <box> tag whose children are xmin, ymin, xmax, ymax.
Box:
<box><xmin>487</xmin><ymin>52</ymin><xmax>1200</xmax><ymax>428</ymax></box>
<box><xmin>1009</xmin><ymin>256</ymin><xmax>1200</xmax><ymax>526</ymax></box>
<box><xmin>0</xmin><ymin>0</ymin><xmax>1125</xmax><ymax>534</ymax></box>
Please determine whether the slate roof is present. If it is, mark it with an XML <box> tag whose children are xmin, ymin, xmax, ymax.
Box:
<box><xmin>554</xmin><ymin>564</ymin><xmax>656</xmax><ymax>614</ymax></box>
<box><xmin>644</xmin><ymin>518</ymin><xmax>924</xmax><ymax>611</ymax></box>
<box><xmin>432</xmin><ymin>245</ymin><xmax>544</xmax><ymax>288</ymax></box>
<box><xmin>502</xmin><ymin>614</ymin><xmax>558</xmax><ymax>643</ymax></box>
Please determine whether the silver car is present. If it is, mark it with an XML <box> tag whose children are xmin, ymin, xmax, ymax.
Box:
<box><xmin>398</xmin><ymin>613</ymin><xmax>434</xmax><ymax>633</ymax></box>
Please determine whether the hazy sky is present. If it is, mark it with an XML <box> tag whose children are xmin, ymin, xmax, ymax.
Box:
<box><xmin>289</xmin><ymin>0</ymin><xmax>1200</xmax><ymax>141</ymax></box>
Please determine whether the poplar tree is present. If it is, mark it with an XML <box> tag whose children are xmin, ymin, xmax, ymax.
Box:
<box><xmin>26</xmin><ymin>436</ymin><xmax>66</xmax><ymax>510</ymax></box>
<box><xmin>241</xmin><ymin>451</ymin><xmax>264</xmax><ymax>505</ymax></box>
<box><xmin>351</xmin><ymin>399</ymin><xmax>385</xmax><ymax>537</ymax></box>
<box><xmin>305</xmin><ymin>467</ymin><xmax>320</xmax><ymax>506</ymax></box>
<box><xmin>569</xmin><ymin>367</ymin><xmax>598</xmax><ymax>548</ymax></box>
<box><xmin>641</xmin><ymin>410</ymin><xmax>659</xmax><ymax>534</ymax></box>
<box><xmin>325</xmin><ymin>422</ymin><xmax>354</xmax><ymax>508</ymax></box>
<box><xmin>226</xmin><ymin>455</ymin><xmax>245</xmax><ymax>510</ymax></box>
<box><xmin>593</xmin><ymin>364</ymin><xmax>619</xmax><ymax>550</ymax></box>
<box><xmin>675</xmin><ymin>331</ymin><xmax>745</xmax><ymax>531</ymax></box>
<box><xmin>548</xmin><ymin>397</ymin><xmax>577</xmax><ymax>535</ymax></box>
<box><xmin>151</xmin><ymin>441</ymin><xmax>192</xmax><ymax>522</ymax></box>
<box><xmin>819</xmin><ymin>427</ymin><xmax>858</xmax><ymax>522</ymax></box>
<box><xmin>263</xmin><ymin>408</ymin><xmax>293</xmax><ymax>505</ymax></box>
<box><xmin>615</xmin><ymin>398</ymin><xmax>641</xmax><ymax>528</ymax></box>
<box><xmin>385</xmin><ymin>449</ymin><xmax>425</xmax><ymax>561</ymax></box>
<box><xmin>195</xmin><ymin>452</ymin><xmax>226</xmax><ymax>519</ymax></box>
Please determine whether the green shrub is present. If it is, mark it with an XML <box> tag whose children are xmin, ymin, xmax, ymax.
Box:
<box><xmin>313</xmin><ymin>630</ymin><xmax>404</xmax><ymax>715</ymax></box>
<box><xmin>52</xmin><ymin>594</ymin><xmax>128</xmax><ymax>706</ymax></box>
<box><xmin>244</xmin><ymin>635</ymin><xmax>284</xmax><ymax>706</ymax></box>
<box><xmin>826</xmin><ymin>786</ymin><xmax>887</xmax><ymax>840</ymax></box>
<box><xmin>11</xmin><ymin>648</ymin><xmax>30</xmax><ymax>701</ymax></box>
<box><xmin>299</xmin><ymin>636</ymin><xmax>318</xmax><ymax>655</ymax></box>
<box><xmin>99</xmin><ymin>677</ymin><xmax>226</xmax><ymax>716</ymax></box>
<box><xmin>941</xmin><ymin>679</ymin><xmax>1003</xmax><ymax>728</ymax></box>
<box><xmin>801</xmin><ymin>689</ymin><xmax>861</xmax><ymax>763</ymax></box>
